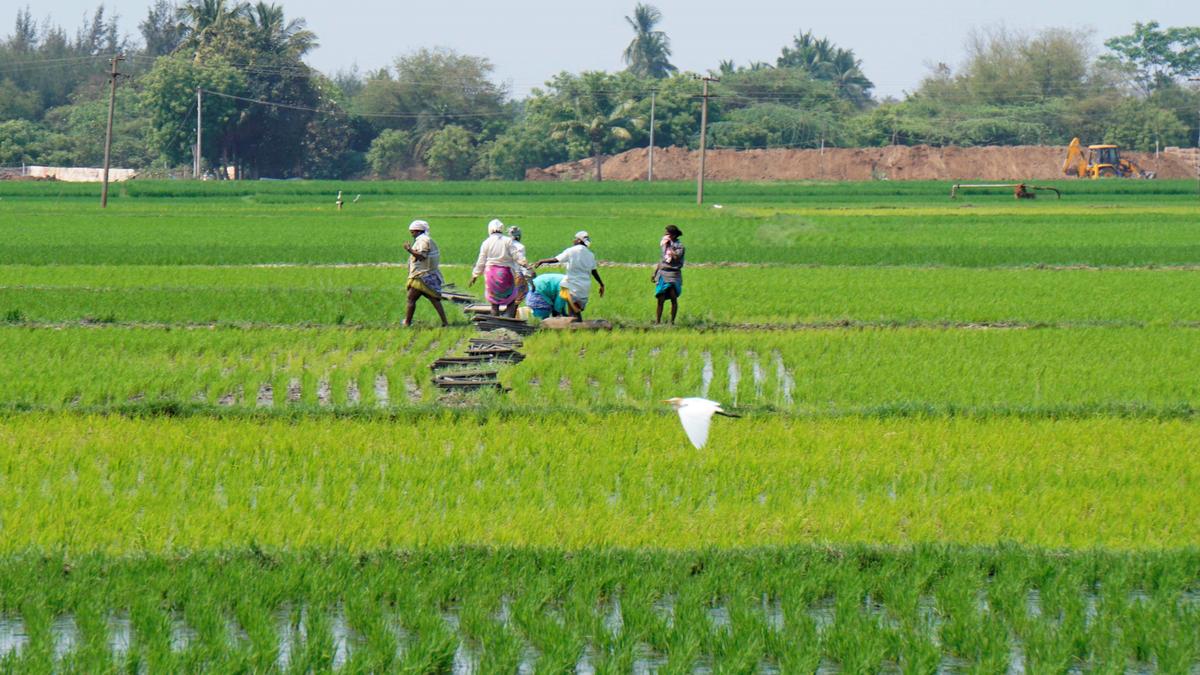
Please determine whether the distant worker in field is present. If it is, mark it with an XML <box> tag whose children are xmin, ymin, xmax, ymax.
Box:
<box><xmin>469</xmin><ymin>219</ymin><xmax>520</xmax><ymax>317</ymax></box>
<box><xmin>653</xmin><ymin>224</ymin><xmax>685</xmax><ymax>324</ymax></box>
<box><xmin>402</xmin><ymin>220</ymin><xmax>449</xmax><ymax>327</ymax></box>
<box><xmin>525</xmin><ymin>273</ymin><xmax>568</xmax><ymax>319</ymax></box>
<box><xmin>507</xmin><ymin>225</ymin><xmax>532</xmax><ymax>308</ymax></box>
<box><xmin>533</xmin><ymin>231</ymin><xmax>605</xmax><ymax>318</ymax></box>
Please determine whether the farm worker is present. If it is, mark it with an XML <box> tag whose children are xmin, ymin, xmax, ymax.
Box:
<box><xmin>507</xmin><ymin>225</ymin><xmax>532</xmax><ymax>306</ymax></box>
<box><xmin>469</xmin><ymin>219</ymin><xmax>520</xmax><ymax>317</ymax></box>
<box><xmin>533</xmin><ymin>231</ymin><xmax>605</xmax><ymax>318</ymax></box>
<box><xmin>402</xmin><ymin>220</ymin><xmax>449</xmax><ymax>327</ymax></box>
<box><xmin>653</xmin><ymin>224</ymin><xmax>685</xmax><ymax>324</ymax></box>
<box><xmin>526</xmin><ymin>273</ymin><xmax>568</xmax><ymax>319</ymax></box>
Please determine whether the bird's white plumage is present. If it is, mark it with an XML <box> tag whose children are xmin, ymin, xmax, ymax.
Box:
<box><xmin>671</xmin><ymin>397</ymin><xmax>727</xmax><ymax>449</ymax></box>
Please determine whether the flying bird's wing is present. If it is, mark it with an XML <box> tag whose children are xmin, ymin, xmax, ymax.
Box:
<box><xmin>677</xmin><ymin>402</ymin><xmax>715</xmax><ymax>449</ymax></box>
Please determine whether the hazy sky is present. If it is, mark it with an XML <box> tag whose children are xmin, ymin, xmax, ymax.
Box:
<box><xmin>14</xmin><ymin>0</ymin><xmax>1198</xmax><ymax>98</ymax></box>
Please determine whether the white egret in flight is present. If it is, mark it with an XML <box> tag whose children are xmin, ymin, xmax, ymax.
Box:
<box><xmin>663</xmin><ymin>397</ymin><xmax>739</xmax><ymax>449</ymax></box>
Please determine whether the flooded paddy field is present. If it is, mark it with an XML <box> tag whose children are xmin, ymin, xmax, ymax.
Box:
<box><xmin>2</xmin><ymin>180</ymin><xmax>1199</xmax><ymax>671</ymax></box>
<box><xmin>0</xmin><ymin>548</ymin><xmax>1196</xmax><ymax>672</ymax></box>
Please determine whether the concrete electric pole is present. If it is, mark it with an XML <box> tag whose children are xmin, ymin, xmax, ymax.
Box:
<box><xmin>648</xmin><ymin>90</ymin><xmax>656</xmax><ymax>182</ymax></box>
<box><xmin>696</xmin><ymin>75</ymin><xmax>719</xmax><ymax>205</ymax></box>
<box><xmin>194</xmin><ymin>88</ymin><xmax>203</xmax><ymax>179</ymax></box>
<box><xmin>100</xmin><ymin>53</ymin><xmax>125</xmax><ymax>208</ymax></box>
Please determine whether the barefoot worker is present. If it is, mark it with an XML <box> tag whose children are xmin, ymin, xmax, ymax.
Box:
<box><xmin>402</xmin><ymin>220</ymin><xmax>449</xmax><ymax>327</ymax></box>
<box><xmin>469</xmin><ymin>219</ymin><xmax>520</xmax><ymax>317</ymax></box>
<box><xmin>653</xmin><ymin>224</ymin><xmax>685</xmax><ymax>324</ymax></box>
<box><xmin>534</xmin><ymin>231</ymin><xmax>605</xmax><ymax>319</ymax></box>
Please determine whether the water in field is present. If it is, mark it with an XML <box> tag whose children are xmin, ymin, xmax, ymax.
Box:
<box><xmin>51</xmin><ymin>615</ymin><xmax>79</xmax><ymax>661</ymax></box>
<box><xmin>1</xmin><ymin>588</ymin><xmax>1196</xmax><ymax>670</ymax></box>
<box><xmin>700</xmin><ymin>351</ymin><xmax>714</xmax><ymax>397</ymax></box>
<box><xmin>107</xmin><ymin>613</ymin><xmax>132</xmax><ymax>660</ymax></box>
<box><xmin>0</xmin><ymin>615</ymin><xmax>28</xmax><ymax>657</ymax></box>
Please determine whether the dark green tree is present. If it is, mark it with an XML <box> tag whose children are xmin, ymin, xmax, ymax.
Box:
<box><xmin>549</xmin><ymin>72</ymin><xmax>643</xmax><ymax>181</ymax></box>
<box><xmin>424</xmin><ymin>125</ymin><xmax>476</xmax><ymax>180</ymax></box>
<box><xmin>1102</xmin><ymin>21</ymin><xmax>1200</xmax><ymax>92</ymax></box>
<box><xmin>138</xmin><ymin>0</ymin><xmax>184</xmax><ymax>57</ymax></box>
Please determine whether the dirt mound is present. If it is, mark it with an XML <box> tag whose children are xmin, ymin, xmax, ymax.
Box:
<box><xmin>527</xmin><ymin>145</ymin><xmax>1198</xmax><ymax>182</ymax></box>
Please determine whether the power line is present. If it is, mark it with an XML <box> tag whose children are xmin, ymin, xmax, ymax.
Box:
<box><xmin>198</xmin><ymin>88</ymin><xmax>517</xmax><ymax>119</ymax></box>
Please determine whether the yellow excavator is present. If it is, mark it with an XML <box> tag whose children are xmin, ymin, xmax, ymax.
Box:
<box><xmin>1063</xmin><ymin>138</ymin><xmax>1155</xmax><ymax>179</ymax></box>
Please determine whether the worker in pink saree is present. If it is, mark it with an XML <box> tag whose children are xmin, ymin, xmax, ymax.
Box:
<box><xmin>469</xmin><ymin>219</ymin><xmax>520</xmax><ymax>316</ymax></box>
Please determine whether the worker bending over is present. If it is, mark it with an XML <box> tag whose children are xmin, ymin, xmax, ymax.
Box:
<box><xmin>533</xmin><ymin>231</ymin><xmax>605</xmax><ymax>318</ymax></box>
<box><xmin>525</xmin><ymin>273</ymin><xmax>568</xmax><ymax>319</ymax></box>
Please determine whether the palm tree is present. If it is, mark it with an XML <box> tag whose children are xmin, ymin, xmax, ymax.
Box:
<box><xmin>177</xmin><ymin>0</ymin><xmax>248</xmax><ymax>52</ymax></box>
<box><xmin>247</xmin><ymin>2</ymin><xmax>317</xmax><ymax>57</ymax></box>
<box><xmin>552</xmin><ymin>99</ymin><xmax>641</xmax><ymax>182</ymax></box>
<box><xmin>777</xmin><ymin>31</ymin><xmax>835</xmax><ymax>75</ymax></box>
<box><xmin>622</xmin><ymin>3</ymin><xmax>676</xmax><ymax>79</ymax></box>
<box><xmin>825</xmin><ymin>49</ymin><xmax>873</xmax><ymax>108</ymax></box>
<box><xmin>777</xmin><ymin>30</ymin><xmax>874</xmax><ymax>107</ymax></box>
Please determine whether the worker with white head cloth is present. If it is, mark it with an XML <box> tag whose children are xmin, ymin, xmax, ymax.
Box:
<box><xmin>507</xmin><ymin>225</ymin><xmax>532</xmax><ymax>306</ymax></box>
<box><xmin>402</xmin><ymin>219</ymin><xmax>449</xmax><ymax>327</ymax></box>
<box><xmin>469</xmin><ymin>219</ymin><xmax>521</xmax><ymax>317</ymax></box>
<box><xmin>534</xmin><ymin>231</ymin><xmax>605</xmax><ymax>318</ymax></box>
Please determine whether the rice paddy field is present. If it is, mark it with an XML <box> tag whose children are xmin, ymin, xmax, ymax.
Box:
<box><xmin>1</xmin><ymin>179</ymin><xmax>1199</xmax><ymax>672</ymax></box>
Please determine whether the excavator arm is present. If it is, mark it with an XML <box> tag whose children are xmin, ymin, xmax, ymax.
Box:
<box><xmin>1063</xmin><ymin>137</ymin><xmax>1088</xmax><ymax>178</ymax></box>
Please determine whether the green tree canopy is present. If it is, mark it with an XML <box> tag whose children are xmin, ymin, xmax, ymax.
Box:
<box><xmin>424</xmin><ymin>124</ymin><xmax>476</xmax><ymax>180</ymax></box>
<box><xmin>777</xmin><ymin>30</ymin><xmax>873</xmax><ymax>108</ymax></box>
<box><xmin>1102</xmin><ymin>21</ymin><xmax>1200</xmax><ymax>92</ymax></box>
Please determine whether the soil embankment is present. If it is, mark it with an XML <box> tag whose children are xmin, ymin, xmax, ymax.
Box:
<box><xmin>527</xmin><ymin>145</ymin><xmax>1198</xmax><ymax>181</ymax></box>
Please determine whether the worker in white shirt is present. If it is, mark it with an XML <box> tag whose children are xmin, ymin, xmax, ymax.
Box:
<box><xmin>402</xmin><ymin>220</ymin><xmax>449</xmax><ymax>327</ymax></box>
<box><xmin>533</xmin><ymin>231</ymin><xmax>605</xmax><ymax>318</ymax></box>
<box><xmin>468</xmin><ymin>219</ymin><xmax>520</xmax><ymax>316</ymax></box>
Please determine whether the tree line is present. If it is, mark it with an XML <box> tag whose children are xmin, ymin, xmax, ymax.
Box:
<box><xmin>1</xmin><ymin>1</ymin><xmax>1197</xmax><ymax>180</ymax></box>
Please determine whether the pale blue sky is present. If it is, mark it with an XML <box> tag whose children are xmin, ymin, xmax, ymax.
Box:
<box><xmin>12</xmin><ymin>0</ymin><xmax>1198</xmax><ymax>98</ymax></box>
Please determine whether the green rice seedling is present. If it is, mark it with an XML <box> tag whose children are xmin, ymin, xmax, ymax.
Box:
<box><xmin>3</xmin><ymin>180</ymin><xmax>1198</xmax><ymax>266</ymax></box>
<box><xmin>0</xmin><ymin>548</ymin><xmax>1191</xmax><ymax>668</ymax></box>
<box><xmin>2</xmin><ymin>413</ymin><xmax>1200</xmax><ymax>551</ymax></box>
<box><xmin>14</xmin><ymin>263</ymin><xmax>1200</xmax><ymax>328</ymax></box>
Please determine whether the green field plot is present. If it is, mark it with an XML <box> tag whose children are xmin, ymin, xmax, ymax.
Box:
<box><xmin>1</xmin><ymin>181</ymin><xmax>1198</xmax><ymax>266</ymax></box>
<box><xmin>5</xmin><ymin>325</ymin><xmax>1200</xmax><ymax>416</ymax></box>
<box><xmin>0</xmin><ymin>548</ymin><xmax>1195</xmax><ymax>672</ymax></box>
<box><xmin>2</xmin><ymin>179</ymin><xmax>1199</xmax><ymax>670</ymax></box>
<box><xmin>510</xmin><ymin>326</ymin><xmax>1200</xmax><ymax>417</ymax></box>
<box><xmin>1</xmin><ymin>413</ymin><xmax>1197</xmax><ymax>550</ymax></box>
<box><xmin>7</xmin><ymin>264</ymin><xmax>1200</xmax><ymax>328</ymax></box>
<box><xmin>0</xmin><ymin>326</ymin><xmax>463</xmax><ymax>410</ymax></box>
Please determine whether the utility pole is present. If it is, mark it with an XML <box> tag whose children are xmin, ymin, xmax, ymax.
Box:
<box><xmin>647</xmin><ymin>90</ymin><xmax>656</xmax><ymax>182</ymax></box>
<box><xmin>696</xmin><ymin>75</ymin><xmax>719</xmax><ymax>205</ymax></box>
<box><xmin>1191</xmin><ymin>78</ymin><xmax>1199</xmax><ymax>197</ymax></box>
<box><xmin>100</xmin><ymin>53</ymin><xmax>124</xmax><ymax>208</ymax></box>
<box><xmin>194</xmin><ymin>88</ymin><xmax>202</xmax><ymax>179</ymax></box>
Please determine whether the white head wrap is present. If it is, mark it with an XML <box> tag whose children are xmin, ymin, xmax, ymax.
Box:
<box><xmin>408</xmin><ymin>220</ymin><xmax>429</xmax><ymax>233</ymax></box>
<box><xmin>488</xmin><ymin>219</ymin><xmax>505</xmax><ymax>234</ymax></box>
<box><xmin>574</xmin><ymin>230</ymin><xmax>591</xmax><ymax>247</ymax></box>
